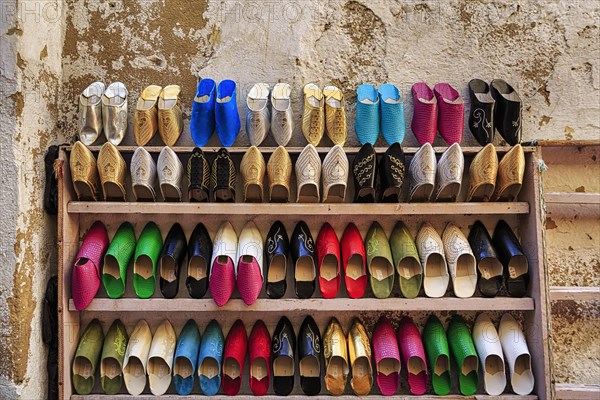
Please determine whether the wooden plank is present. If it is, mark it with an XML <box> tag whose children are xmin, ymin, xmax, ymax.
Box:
<box><xmin>72</xmin><ymin>395</ymin><xmax>539</xmax><ymax>400</ymax></box>
<box><xmin>68</xmin><ymin>201</ymin><xmax>530</xmax><ymax>215</ymax></box>
<box><xmin>519</xmin><ymin>149</ymin><xmax>552</xmax><ymax>399</ymax></box>
<box><xmin>555</xmin><ymin>383</ymin><xmax>600</xmax><ymax>399</ymax></box>
<box><xmin>549</xmin><ymin>286</ymin><xmax>600</xmax><ymax>301</ymax></box>
<box><xmin>62</xmin><ymin>145</ymin><xmax>537</xmax><ymax>155</ymax></box>
<box><xmin>69</xmin><ymin>297</ymin><xmax>535</xmax><ymax>312</ymax></box>
<box><xmin>544</xmin><ymin>192</ymin><xmax>600</xmax><ymax>204</ymax></box>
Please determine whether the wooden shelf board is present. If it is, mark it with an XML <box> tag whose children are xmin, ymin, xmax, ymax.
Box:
<box><xmin>549</xmin><ymin>286</ymin><xmax>600</xmax><ymax>301</ymax></box>
<box><xmin>544</xmin><ymin>192</ymin><xmax>600</xmax><ymax>205</ymax></box>
<box><xmin>62</xmin><ymin>145</ymin><xmax>537</xmax><ymax>155</ymax></box>
<box><xmin>555</xmin><ymin>383</ymin><xmax>600</xmax><ymax>399</ymax></box>
<box><xmin>68</xmin><ymin>201</ymin><xmax>530</xmax><ymax>215</ymax></box>
<box><xmin>69</xmin><ymin>297</ymin><xmax>535</xmax><ymax>312</ymax></box>
<box><xmin>71</xmin><ymin>395</ymin><xmax>538</xmax><ymax>400</ymax></box>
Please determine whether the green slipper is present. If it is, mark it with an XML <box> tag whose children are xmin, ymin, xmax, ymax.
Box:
<box><xmin>103</xmin><ymin>222</ymin><xmax>136</xmax><ymax>298</ymax></box>
<box><xmin>365</xmin><ymin>222</ymin><xmax>394</xmax><ymax>299</ymax></box>
<box><xmin>133</xmin><ymin>222</ymin><xmax>163</xmax><ymax>298</ymax></box>
<box><xmin>73</xmin><ymin>319</ymin><xmax>104</xmax><ymax>395</ymax></box>
<box><xmin>448</xmin><ymin>315</ymin><xmax>479</xmax><ymax>395</ymax></box>
<box><xmin>390</xmin><ymin>221</ymin><xmax>422</xmax><ymax>298</ymax></box>
<box><xmin>422</xmin><ymin>315</ymin><xmax>451</xmax><ymax>395</ymax></box>
<box><xmin>101</xmin><ymin>319</ymin><xmax>129</xmax><ymax>394</ymax></box>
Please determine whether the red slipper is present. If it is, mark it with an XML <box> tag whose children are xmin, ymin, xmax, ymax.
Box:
<box><xmin>316</xmin><ymin>222</ymin><xmax>341</xmax><ymax>298</ymax></box>
<box><xmin>71</xmin><ymin>221</ymin><xmax>109</xmax><ymax>310</ymax></box>
<box><xmin>249</xmin><ymin>320</ymin><xmax>271</xmax><ymax>396</ymax></box>
<box><xmin>341</xmin><ymin>223</ymin><xmax>367</xmax><ymax>298</ymax></box>
<box><xmin>222</xmin><ymin>320</ymin><xmax>247</xmax><ymax>396</ymax></box>
<box><xmin>373</xmin><ymin>316</ymin><xmax>401</xmax><ymax>396</ymax></box>
<box><xmin>434</xmin><ymin>82</ymin><xmax>464</xmax><ymax>144</ymax></box>
<box><xmin>397</xmin><ymin>316</ymin><xmax>428</xmax><ymax>395</ymax></box>
<box><xmin>411</xmin><ymin>82</ymin><xmax>438</xmax><ymax>145</ymax></box>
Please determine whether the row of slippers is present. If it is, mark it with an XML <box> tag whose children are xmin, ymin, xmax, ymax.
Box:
<box><xmin>69</xmin><ymin>141</ymin><xmax>525</xmax><ymax>203</ymax></box>
<box><xmin>72</xmin><ymin>313</ymin><xmax>533</xmax><ymax>396</ymax></box>
<box><xmin>71</xmin><ymin>218</ymin><xmax>528</xmax><ymax>311</ymax></box>
<box><xmin>78</xmin><ymin>79</ymin><xmax>522</xmax><ymax>148</ymax></box>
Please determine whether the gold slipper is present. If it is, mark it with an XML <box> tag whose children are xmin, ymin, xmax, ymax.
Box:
<box><xmin>134</xmin><ymin>85</ymin><xmax>162</xmax><ymax>146</ymax></box>
<box><xmin>97</xmin><ymin>143</ymin><xmax>127</xmax><ymax>201</ymax></box>
<box><xmin>467</xmin><ymin>143</ymin><xmax>498</xmax><ymax>202</ymax></box>
<box><xmin>158</xmin><ymin>85</ymin><xmax>183</xmax><ymax>146</ymax></box>
<box><xmin>267</xmin><ymin>146</ymin><xmax>292</xmax><ymax>202</ymax></box>
<box><xmin>302</xmin><ymin>83</ymin><xmax>325</xmax><ymax>146</ymax></box>
<box><xmin>323</xmin><ymin>85</ymin><xmax>347</xmax><ymax>146</ymax></box>
<box><xmin>70</xmin><ymin>141</ymin><xmax>99</xmax><ymax>200</ymax></box>
<box><xmin>492</xmin><ymin>144</ymin><xmax>525</xmax><ymax>202</ymax></box>
<box><xmin>240</xmin><ymin>146</ymin><xmax>266</xmax><ymax>202</ymax></box>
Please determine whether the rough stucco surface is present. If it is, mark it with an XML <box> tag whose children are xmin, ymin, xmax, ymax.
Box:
<box><xmin>0</xmin><ymin>0</ymin><xmax>599</xmax><ymax>398</ymax></box>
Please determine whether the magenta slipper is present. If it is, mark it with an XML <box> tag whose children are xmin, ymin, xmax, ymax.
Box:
<box><xmin>72</xmin><ymin>221</ymin><xmax>109</xmax><ymax>310</ymax></box>
<box><xmin>411</xmin><ymin>82</ymin><xmax>438</xmax><ymax>145</ymax></box>
<box><xmin>434</xmin><ymin>83</ymin><xmax>464</xmax><ymax>144</ymax></box>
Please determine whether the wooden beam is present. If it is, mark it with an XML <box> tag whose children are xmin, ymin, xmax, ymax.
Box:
<box><xmin>69</xmin><ymin>297</ymin><xmax>535</xmax><ymax>313</ymax></box>
<box><xmin>72</xmin><ymin>394</ymin><xmax>539</xmax><ymax>400</ymax></box>
<box><xmin>535</xmin><ymin>139</ymin><xmax>600</xmax><ymax>147</ymax></box>
<box><xmin>68</xmin><ymin>201</ymin><xmax>530</xmax><ymax>215</ymax></box>
<box><xmin>555</xmin><ymin>383</ymin><xmax>600</xmax><ymax>399</ymax></box>
<box><xmin>549</xmin><ymin>286</ymin><xmax>600</xmax><ymax>301</ymax></box>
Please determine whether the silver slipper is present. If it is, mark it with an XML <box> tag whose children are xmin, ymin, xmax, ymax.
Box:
<box><xmin>322</xmin><ymin>144</ymin><xmax>348</xmax><ymax>203</ymax></box>
<box><xmin>102</xmin><ymin>82</ymin><xmax>128</xmax><ymax>145</ymax></box>
<box><xmin>78</xmin><ymin>82</ymin><xmax>105</xmax><ymax>145</ymax></box>
<box><xmin>157</xmin><ymin>146</ymin><xmax>183</xmax><ymax>201</ymax></box>
<box><xmin>246</xmin><ymin>83</ymin><xmax>270</xmax><ymax>146</ymax></box>
<box><xmin>271</xmin><ymin>83</ymin><xmax>293</xmax><ymax>146</ymax></box>
<box><xmin>295</xmin><ymin>144</ymin><xmax>321</xmax><ymax>203</ymax></box>
<box><xmin>131</xmin><ymin>147</ymin><xmax>157</xmax><ymax>201</ymax></box>
<box><xmin>409</xmin><ymin>143</ymin><xmax>437</xmax><ymax>202</ymax></box>
<box><xmin>434</xmin><ymin>143</ymin><xmax>464</xmax><ymax>202</ymax></box>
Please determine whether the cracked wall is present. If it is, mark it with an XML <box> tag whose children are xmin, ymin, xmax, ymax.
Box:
<box><xmin>0</xmin><ymin>0</ymin><xmax>599</xmax><ymax>398</ymax></box>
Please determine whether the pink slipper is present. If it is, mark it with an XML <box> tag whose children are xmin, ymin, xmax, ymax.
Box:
<box><xmin>71</xmin><ymin>221</ymin><xmax>109</xmax><ymax>310</ymax></box>
<box><xmin>434</xmin><ymin>83</ymin><xmax>464</xmax><ymax>144</ymax></box>
<box><xmin>397</xmin><ymin>316</ymin><xmax>428</xmax><ymax>395</ymax></box>
<box><xmin>372</xmin><ymin>316</ymin><xmax>401</xmax><ymax>396</ymax></box>
<box><xmin>210</xmin><ymin>256</ymin><xmax>236</xmax><ymax>306</ymax></box>
<box><xmin>411</xmin><ymin>82</ymin><xmax>438</xmax><ymax>144</ymax></box>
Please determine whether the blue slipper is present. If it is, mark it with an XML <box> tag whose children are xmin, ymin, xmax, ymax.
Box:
<box><xmin>173</xmin><ymin>320</ymin><xmax>201</xmax><ymax>395</ymax></box>
<box><xmin>354</xmin><ymin>84</ymin><xmax>380</xmax><ymax>144</ymax></box>
<box><xmin>378</xmin><ymin>83</ymin><xmax>406</xmax><ymax>144</ymax></box>
<box><xmin>190</xmin><ymin>78</ymin><xmax>216</xmax><ymax>146</ymax></box>
<box><xmin>215</xmin><ymin>79</ymin><xmax>241</xmax><ymax>147</ymax></box>
<box><xmin>198</xmin><ymin>320</ymin><xmax>224</xmax><ymax>395</ymax></box>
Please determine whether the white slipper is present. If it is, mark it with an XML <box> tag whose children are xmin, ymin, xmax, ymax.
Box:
<box><xmin>473</xmin><ymin>313</ymin><xmax>507</xmax><ymax>395</ymax></box>
<box><xmin>416</xmin><ymin>223</ymin><xmax>449</xmax><ymax>297</ymax></box>
<box><xmin>499</xmin><ymin>314</ymin><xmax>535</xmax><ymax>395</ymax></box>
<box><xmin>442</xmin><ymin>223</ymin><xmax>477</xmax><ymax>298</ymax></box>
<box><xmin>147</xmin><ymin>320</ymin><xmax>176</xmax><ymax>396</ymax></box>
<box><xmin>123</xmin><ymin>320</ymin><xmax>152</xmax><ymax>395</ymax></box>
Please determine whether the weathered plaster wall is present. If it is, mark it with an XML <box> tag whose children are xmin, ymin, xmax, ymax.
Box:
<box><xmin>1</xmin><ymin>0</ymin><xmax>64</xmax><ymax>398</ymax></box>
<box><xmin>0</xmin><ymin>0</ymin><xmax>599</xmax><ymax>398</ymax></box>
